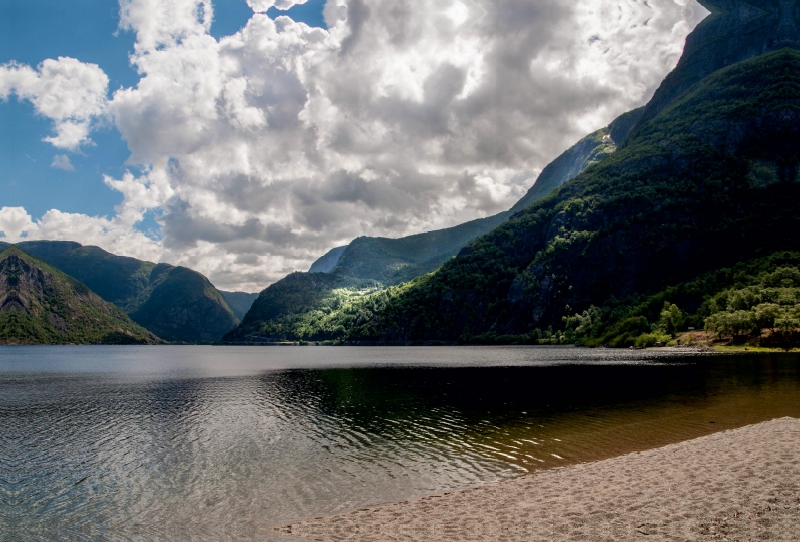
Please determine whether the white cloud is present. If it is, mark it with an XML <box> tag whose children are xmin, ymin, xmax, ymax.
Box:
<box><xmin>51</xmin><ymin>154</ymin><xmax>75</xmax><ymax>171</ymax></box>
<box><xmin>0</xmin><ymin>57</ymin><xmax>109</xmax><ymax>151</ymax></box>
<box><xmin>0</xmin><ymin>207</ymin><xmax>39</xmax><ymax>241</ymax></box>
<box><xmin>3</xmin><ymin>0</ymin><xmax>706</xmax><ymax>291</ymax></box>
<box><xmin>247</xmin><ymin>0</ymin><xmax>308</xmax><ymax>12</ymax></box>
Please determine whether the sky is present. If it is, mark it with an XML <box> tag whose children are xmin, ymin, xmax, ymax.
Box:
<box><xmin>0</xmin><ymin>0</ymin><xmax>707</xmax><ymax>292</ymax></box>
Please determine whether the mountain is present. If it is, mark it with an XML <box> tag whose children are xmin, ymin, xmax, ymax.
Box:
<box><xmin>308</xmin><ymin>246</ymin><xmax>347</xmax><ymax>273</ymax></box>
<box><xmin>229</xmin><ymin>0</ymin><xmax>800</xmax><ymax>344</ymax></box>
<box><xmin>329</xmin><ymin>213</ymin><xmax>512</xmax><ymax>282</ymax></box>
<box><xmin>508</xmin><ymin>107</ymin><xmax>643</xmax><ymax>213</ymax></box>
<box><xmin>219</xmin><ymin>291</ymin><xmax>259</xmax><ymax>321</ymax></box>
<box><xmin>17</xmin><ymin>241</ymin><xmax>239</xmax><ymax>343</ymax></box>
<box><xmin>225</xmin><ymin>109</ymin><xmax>637</xmax><ymax>342</ymax></box>
<box><xmin>0</xmin><ymin>246</ymin><xmax>159</xmax><ymax>345</ymax></box>
<box><xmin>635</xmin><ymin>0</ymin><xmax>799</xmax><ymax>128</ymax></box>
<box><xmin>308</xmin><ymin>109</ymin><xmax>644</xmax><ymax>281</ymax></box>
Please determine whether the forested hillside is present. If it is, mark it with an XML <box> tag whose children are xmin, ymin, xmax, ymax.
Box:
<box><xmin>303</xmin><ymin>48</ymin><xmax>800</xmax><ymax>343</ymax></box>
<box><xmin>225</xmin><ymin>2</ymin><xmax>800</xmax><ymax>344</ymax></box>
<box><xmin>0</xmin><ymin>246</ymin><xmax>159</xmax><ymax>345</ymax></box>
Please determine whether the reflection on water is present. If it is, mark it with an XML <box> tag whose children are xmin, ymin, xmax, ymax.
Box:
<box><xmin>0</xmin><ymin>346</ymin><xmax>798</xmax><ymax>540</ymax></box>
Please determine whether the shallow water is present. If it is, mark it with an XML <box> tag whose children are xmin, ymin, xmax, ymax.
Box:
<box><xmin>0</xmin><ymin>346</ymin><xmax>798</xmax><ymax>540</ymax></box>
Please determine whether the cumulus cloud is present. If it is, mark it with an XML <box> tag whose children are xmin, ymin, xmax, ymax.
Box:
<box><xmin>51</xmin><ymin>154</ymin><xmax>75</xmax><ymax>171</ymax></box>
<box><xmin>0</xmin><ymin>57</ymin><xmax>109</xmax><ymax>150</ymax></box>
<box><xmin>0</xmin><ymin>207</ymin><xmax>39</xmax><ymax>241</ymax></box>
<box><xmin>5</xmin><ymin>0</ymin><xmax>705</xmax><ymax>291</ymax></box>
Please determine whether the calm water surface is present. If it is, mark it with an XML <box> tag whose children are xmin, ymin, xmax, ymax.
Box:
<box><xmin>1</xmin><ymin>346</ymin><xmax>798</xmax><ymax>540</ymax></box>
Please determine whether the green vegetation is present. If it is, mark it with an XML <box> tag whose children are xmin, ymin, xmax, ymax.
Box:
<box><xmin>508</xmin><ymin>108</ymin><xmax>640</xmax><ymax>213</ymax></box>
<box><xmin>224</xmin><ymin>108</ymin><xmax>641</xmax><ymax>343</ymax></box>
<box><xmin>227</xmin><ymin>48</ymin><xmax>800</xmax><ymax>345</ymax></box>
<box><xmin>577</xmin><ymin>253</ymin><xmax>800</xmax><ymax>347</ymax></box>
<box><xmin>224</xmin><ymin>272</ymin><xmax>383</xmax><ymax>342</ymax></box>
<box><xmin>18</xmin><ymin>241</ymin><xmax>239</xmax><ymax>343</ymax></box>
<box><xmin>0</xmin><ymin>246</ymin><xmax>159</xmax><ymax>345</ymax></box>
<box><xmin>328</xmin><ymin>213</ymin><xmax>512</xmax><ymax>283</ymax></box>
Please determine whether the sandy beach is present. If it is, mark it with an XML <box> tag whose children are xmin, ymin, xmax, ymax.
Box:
<box><xmin>276</xmin><ymin>417</ymin><xmax>800</xmax><ymax>541</ymax></box>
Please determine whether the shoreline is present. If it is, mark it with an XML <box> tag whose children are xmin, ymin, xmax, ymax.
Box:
<box><xmin>276</xmin><ymin>417</ymin><xmax>800</xmax><ymax>541</ymax></box>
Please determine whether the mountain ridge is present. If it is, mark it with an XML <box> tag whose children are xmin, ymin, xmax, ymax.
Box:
<box><xmin>0</xmin><ymin>245</ymin><xmax>160</xmax><ymax>345</ymax></box>
<box><xmin>317</xmin><ymin>46</ymin><xmax>800</xmax><ymax>342</ymax></box>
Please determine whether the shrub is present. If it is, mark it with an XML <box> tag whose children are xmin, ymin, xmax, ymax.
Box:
<box><xmin>634</xmin><ymin>332</ymin><xmax>671</xmax><ymax>348</ymax></box>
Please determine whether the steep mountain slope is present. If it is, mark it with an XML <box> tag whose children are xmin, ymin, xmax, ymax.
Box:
<box><xmin>226</xmin><ymin>109</ymin><xmax>636</xmax><ymax>342</ymax></box>
<box><xmin>509</xmin><ymin>107</ymin><xmax>642</xmax><ymax>213</ymax></box>
<box><xmin>308</xmin><ymin>108</ymin><xmax>643</xmax><ymax>281</ymax></box>
<box><xmin>219</xmin><ymin>291</ymin><xmax>259</xmax><ymax>321</ymax></box>
<box><xmin>17</xmin><ymin>241</ymin><xmax>238</xmax><ymax>343</ymax></box>
<box><xmin>0</xmin><ymin>246</ymin><xmax>159</xmax><ymax>345</ymax></box>
<box><xmin>232</xmin><ymin>0</ymin><xmax>800</xmax><ymax>345</ymax></box>
<box><xmin>330</xmin><ymin>213</ymin><xmax>511</xmax><ymax>283</ymax></box>
<box><xmin>636</xmin><ymin>0</ymin><xmax>799</xmax><ymax>127</ymax></box>
<box><xmin>311</xmin><ymin>45</ymin><xmax>800</xmax><ymax>342</ymax></box>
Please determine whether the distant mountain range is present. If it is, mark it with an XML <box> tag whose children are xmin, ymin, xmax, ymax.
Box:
<box><xmin>0</xmin><ymin>246</ymin><xmax>159</xmax><ymax>345</ymax></box>
<box><xmin>219</xmin><ymin>291</ymin><xmax>259</xmax><ymax>321</ymax></box>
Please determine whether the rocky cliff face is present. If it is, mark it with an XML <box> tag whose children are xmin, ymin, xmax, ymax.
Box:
<box><xmin>0</xmin><ymin>246</ymin><xmax>159</xmax><ymax>345</ymax></box>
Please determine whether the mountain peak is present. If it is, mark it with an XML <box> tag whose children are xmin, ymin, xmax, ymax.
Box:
<box><xmin>637</xmin><ymin>0</ymin><xmax>800</xmax><ymax>128</ymax></box>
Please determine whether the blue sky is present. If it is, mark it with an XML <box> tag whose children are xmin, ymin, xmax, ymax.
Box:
<box><xmin>0</xmin><ymin>0</ymin><xmax>325</xmax><ymax>222</ymax></box>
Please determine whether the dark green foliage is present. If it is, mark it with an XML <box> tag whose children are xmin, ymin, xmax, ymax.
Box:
<box><xmin>223</xmin><ymin>272</ymin><xmax>383</xmax><ymax>342</ymax></box>
<box><xmin>18</xmin><ymin>241</ymin><xmax>238</xmax><ymax>343</ymax></box>
<box><xmin>19</xmin><ymin>242</ymin><xmax>157</xmax><ymax>310</ymax></box>
<box><xmin>127</xmin><ymin>266</ymin><xmax>237</xmax><ymax>343</ymax></box>
<box><xmin>585</xmin><ymin>252</ymin><xmax>800</xmax><ymax>346</ymax></box>
<box><xmin>224</xmin><ymin>213</ymin><xmax>513</xmax><ymax>343</ymax></box>
<box><xmin>0</xmin><ymin>246</ymin><xmax>160</xmax><ymax>345</ymax></box>
<box><xmin>227</xmin><ymin>4</ymin><xmax>800</xmax><ymax>346</ymax></box>
<box><xmin>634</xmin><ymin>0</ymin><xmax>800</xmax><ymax>128</ymax></box>
<box><xmin>223</xmin><ymin>105</ymin><xmax>641</xmax><ymax>344</ymax></box>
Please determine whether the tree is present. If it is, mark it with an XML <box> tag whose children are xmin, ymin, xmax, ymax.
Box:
<box><xmin>753</xmin><ymin>303</ymin><xmax>781</xmax><ymax>333</ymax></box>
<box><xmin>656</xmin><ymin>302</ymin><xmax>684</xmax><ymax>337</ymax></box>
<box><xmin>705</xmin><ymin>310</ymin><xmax>757</xmax><ymax>340</ymax></box>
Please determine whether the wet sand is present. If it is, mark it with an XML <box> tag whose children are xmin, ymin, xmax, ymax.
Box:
<box><xmin>276</xmin><ymin>417</ymin><xmax>800</xmax><ymax>541</ymax></box>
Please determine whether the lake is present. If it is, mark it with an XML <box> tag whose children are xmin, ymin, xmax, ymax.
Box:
<box><xmin>1</xmin><ymin>346</ymin><xmax>798</xmax><ymax>540</ymax></box>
